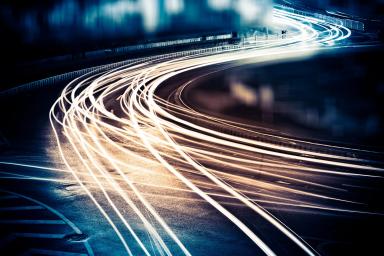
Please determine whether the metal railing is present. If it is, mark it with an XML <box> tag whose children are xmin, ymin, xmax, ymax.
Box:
<box><xmin>0</xmin><ymin>43</ymin><xmax>244</xmax><ymax>97</ymax></box>
<box><xmin>277</xmin><ymin>4</ymin><xmax>365</xmax><ymax>31</ymax></box>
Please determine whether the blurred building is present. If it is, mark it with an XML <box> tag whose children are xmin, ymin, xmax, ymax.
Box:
<box><xmin>1</xmin><ymin>0</ymin><xmax>271</xmax><ymax>43</ymax></box>
<box><xmin>0</xmin><ymin>0</ymin><xmax>272</xmax><ymax>61</ymax></box>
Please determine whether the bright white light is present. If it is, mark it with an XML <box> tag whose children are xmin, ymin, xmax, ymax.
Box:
<box><xmin>208</xmin><ymin>0</ymin><xmax>232</xmax><ymax>10</ymax></box>
<box><xmin>140</xmin><ymin>0</ymin><xmax>159</xmax><ymax>32</ymax></box>
<box><xmin>165</xmin><ymin>0</ymin><xmax>184</xmax><ymax>14</ymax></box>
<box><xmin>235</xmin><ymin>0</ymin><xmax>262</xmax><ymax>23</ymax></box>
<box><xmin>49</xmin><ymin>8</ymin><xmax>357</xmax><ymax>256</ymax></box>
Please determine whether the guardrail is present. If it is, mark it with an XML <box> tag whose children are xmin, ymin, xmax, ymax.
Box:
<box><xmin>314</xmin><ymin>13</ymin><xmax>364</xmax><ymax>31</ymax></box>
<box><xmin>0</xmin><ymin>43</ymin><xmax>244</xmax><ymax>97</ymax></box>
<box><xmin>3</xmin><ymin>5</ymin><xmax>356</xmax><ymax>97</ymax></box>
<box><xmin>277</xmin><ymin>5</ymin><xmax>365</xmax><ymax>31</ymax></box>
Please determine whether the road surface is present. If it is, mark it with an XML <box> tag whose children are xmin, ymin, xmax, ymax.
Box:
<box><xmin>1</xmin><ymin>7</ymin><xmax>383</xmax><ymax>256</ymax></box>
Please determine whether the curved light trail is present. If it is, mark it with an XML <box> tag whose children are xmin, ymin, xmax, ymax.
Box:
<box><xmin>47</xmin><ymin>7</ymin><xmax>384</xmax><ymax>256</ymax></box>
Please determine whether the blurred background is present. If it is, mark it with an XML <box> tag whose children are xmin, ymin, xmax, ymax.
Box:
<box><xmin>0</xmin><ymin>0</ymin><xmax>383</xmax><ymax>89</ymax></box>
<box><xmin>292</xmin><ymin>0</ymin><xmax>384</xmax><ymax>18</ymax></box>
<box><xmin>0</xmin><ymin>0</ymin><xmax>273</xmax><ymax>63</ymax></box>
<box><xmin>1</xmin><ymin>0</ymin><xmax>383</xmax><ymax>63</ymax></box>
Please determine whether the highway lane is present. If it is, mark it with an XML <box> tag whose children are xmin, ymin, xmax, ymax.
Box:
<box><xmin>47</xmin><ymin>7</ymin><xmax>384</xmax><ymax>256</ymax></box>
<box><xmin>1</xmin><ymin>6</ymin><xmax>383</xmax><ymax>256</ymax></box>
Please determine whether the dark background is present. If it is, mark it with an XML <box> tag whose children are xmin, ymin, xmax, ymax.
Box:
<box><xmin>0</xmin><ymin>0</ymin><xmax>271</xmax><ymax>63</ymax></box>
<box><xmin>0</xmin><ymin>0</ymin><xmax>383</xmax><ymax>64</ymax></box>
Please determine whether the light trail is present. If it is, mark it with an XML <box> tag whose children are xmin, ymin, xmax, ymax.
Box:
<box><xmin>46</xmin><ymin>7</ymin><xmax>384</xmax><ymax>256</ymax></box>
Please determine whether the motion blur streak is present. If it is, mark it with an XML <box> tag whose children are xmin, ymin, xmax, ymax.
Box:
<box><xmin>48</xmin><ymin>7</ymin><xmax>382</xmax><ymax>256</ymax></box>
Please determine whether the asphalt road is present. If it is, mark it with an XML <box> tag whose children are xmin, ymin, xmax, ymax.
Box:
<box><xmin>0</xmin><ymin>7</ymin><xmax>383</xmax><ymax>256</ymax></box>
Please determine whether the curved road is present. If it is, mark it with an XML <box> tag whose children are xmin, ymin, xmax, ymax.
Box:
<box><xmin>1</xmin><ymin>6</ymin><xmax>383</xmax><ymax>256</ymax></box>
<box><xmin>47</xmin><ymin>7</ymin><xmax>384</xmax><ymax>256</ymax></box>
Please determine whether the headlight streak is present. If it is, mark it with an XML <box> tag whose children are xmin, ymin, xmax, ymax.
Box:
<box><xmin>46</xmin><ymin>7</ymin><xmax>383</xmax><ymax>256</ymax></box>
<box><xmin>3</xmin><ymin>164</ymin><xmax>383</xmax><ymax>218</ymax></box>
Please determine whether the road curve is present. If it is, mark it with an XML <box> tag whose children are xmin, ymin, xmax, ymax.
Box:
<box><xmin>48</xmin><ymin>7</ymin><xmax>383</xmax><ymax>256</ymax></box>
